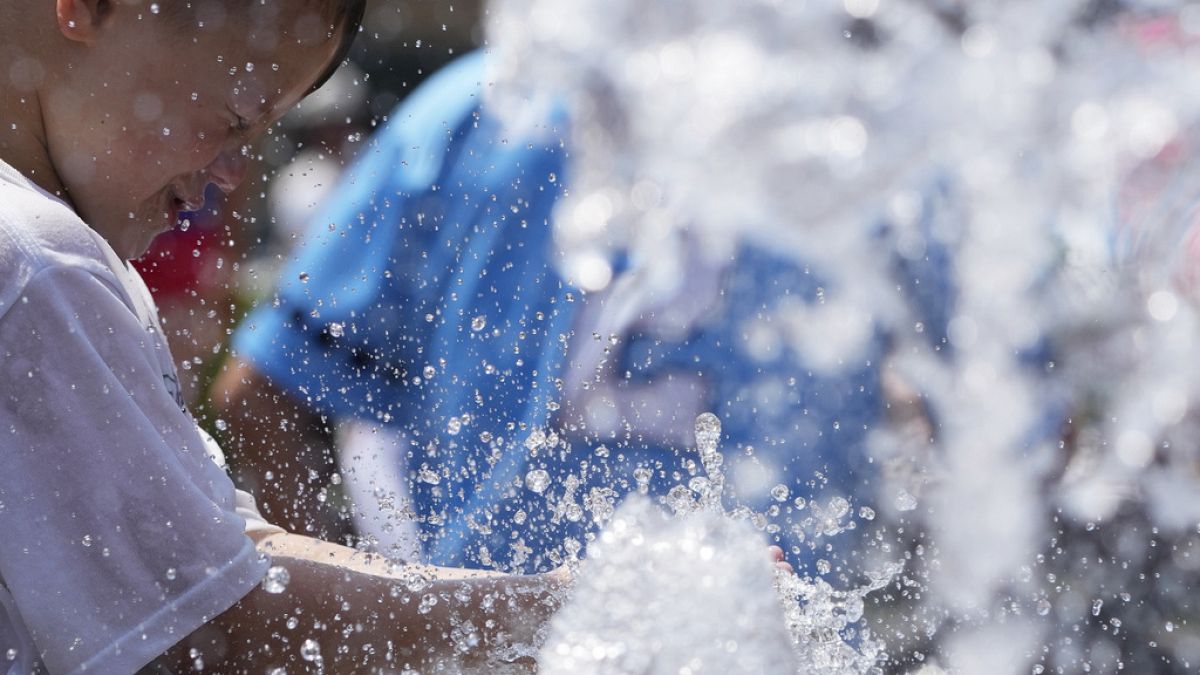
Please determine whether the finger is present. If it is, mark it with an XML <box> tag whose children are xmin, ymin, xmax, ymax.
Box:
<box><xmin>767</xmin><ymin>545</ymin><xmax>785</xmax><ymax>562</ymax></box>
<box><xmin>775</xmin><ymin>561</ymin><xmax>795</xmax><ymax>575</ymax></box>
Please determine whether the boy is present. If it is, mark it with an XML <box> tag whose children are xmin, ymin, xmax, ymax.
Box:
<box><xmin>0</xmin><ymin>1</ymin><xmax>587</xmax><ymax>672</ymax></box>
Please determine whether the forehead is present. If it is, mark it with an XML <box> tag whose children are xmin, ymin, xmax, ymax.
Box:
<box><xmin>185</xmin><ymin>5</ymin><xmax>341</xmax><ymax>112</ymax></box>
<box><xmin>175</xmin><ymin>0</ymin><xmax>335</xmax><ymax>39</ymax></box>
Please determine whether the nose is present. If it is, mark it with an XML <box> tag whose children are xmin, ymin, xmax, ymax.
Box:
<box><xmin>206</xmin><ymin>148</ymin><xmax>249</xmax><ymax>194</ymax></box>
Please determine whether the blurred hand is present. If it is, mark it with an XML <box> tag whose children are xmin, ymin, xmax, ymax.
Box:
<box><xmin>768</xmin><ymin>545</ymin><xmax>793</xmax><ymax>575</ymax></box>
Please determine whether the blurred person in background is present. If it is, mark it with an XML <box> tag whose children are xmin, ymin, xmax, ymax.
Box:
<box><xmin>212</xmin><ymin>46</ymin><xmax>957</xmax><ymax>578</ymax></box>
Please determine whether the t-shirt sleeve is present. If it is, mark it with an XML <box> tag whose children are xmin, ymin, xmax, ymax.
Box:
<box><xmin>0</xmin><ymin>265</ymin><xmax>268</xmax><ymax>675</ymax></box>
<box><xmin>231</xmin><ymin>120</ymin><xmax>416</xmax><ymax>420</ymax></box>
<box><xmin>233</xmin><ymin>53</ymin><xmax>489</xmax><ymax>420</ymax></box>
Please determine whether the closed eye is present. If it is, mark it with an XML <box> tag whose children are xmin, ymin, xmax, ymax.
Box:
<box><xmin>227</xmin><ymin>106</ymin><xmax>250</xmax><ymax>133</ymax></box>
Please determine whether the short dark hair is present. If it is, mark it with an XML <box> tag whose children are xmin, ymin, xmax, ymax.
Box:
<box><xmin>163</xmin><ymin>0</ymin><xmax>367</xmax><ymax>96</ymax></box>
<box><xmin>306</xmin><ymin>0</ymin><xmax>367</xmax><ymax>95</ymax></box>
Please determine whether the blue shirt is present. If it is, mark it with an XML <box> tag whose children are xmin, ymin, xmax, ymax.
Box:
<box><xmin>236</xmin><ymin>52</ymin><xmax>956</xmax><ymax>572</ymax></box>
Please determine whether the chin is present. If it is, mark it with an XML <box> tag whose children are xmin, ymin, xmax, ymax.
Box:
<box><xmin>130</xmin><ymin>229</ymin><xmax>169</xmax><ymax>261</ymax></box>
<box><xmin>120</xmin><ymin>223</ymin><xmax>166</xmax><ymax>262</ymax></box>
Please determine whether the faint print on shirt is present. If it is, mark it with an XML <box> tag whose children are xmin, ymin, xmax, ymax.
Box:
<box><xmin>163</xmin><ymin>372</ymin><xmax>185</xmax><ymax>412</ymax></box>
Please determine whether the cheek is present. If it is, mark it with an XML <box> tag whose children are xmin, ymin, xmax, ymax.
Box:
<box><xmin>137</xmin><ymin>113</ymin><xmax>227</xmax><ymax>175</ymax></box>
<box><xmin>81</xmin><ymin>126</ymin><xmax>206</xmax><ymax>201</ymax></box>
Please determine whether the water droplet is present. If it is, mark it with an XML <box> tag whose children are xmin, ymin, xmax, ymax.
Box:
<box><xmin>770</xmin><ymin>484</ymin><xmax>790</xmax><ymax>502</ymax></box>
<box><xmin>418</xmin><ymin>467</ymin><xmax>441</xmax><ymax>485</ymax></box>
<box><xmin>690</xmin><ymin>478</ymin><xmax>718</xmax><ymax>504</ymax></box>
<box><xmin>262</xmin><ymin>565</ymin><xmax>290</xmax><ymax>593</ymax></box>
<box><xmin>161</xmin><ymin>127</ymin><xmax>171</xmax><ymax>136</ymax></box>
<box><xmin>81</xmin><ymin>535</ymin><xmax>93</xmax><ymax>547</ymax></box>
<box><xmin>149</xmin><ymin>2</ymin><xmax>160</xmax><ymax>13</ymax></box>
<box><xmin>565</xmin><ymin>503</ymin><xmax>584</xmax><ymax>522</ymax></box>
<box><xmin>327</xmin><ymin>322</ymin><xmax>344</xmax><ymax>338</ymax></box>
<box><xmin>418</xmin><ymin>593</ymin><xmax>439</xmax><ymax>614</ymax></box>
<box><xmin>1036</xmin><ymin>598</ymin><xmax>1052</xmax><ymax>616</ymax></box>
<box><xmin>299</xmin><ymin>638</ymin><xmax>321</xmax><ymax>662</ymax></box>
<box><xmin>1092</xmin><ymin>599</ymin><xmax>1103</xmax><ymax>616</ymax></box>
<box><xmin>694</xmin><ymin>412</ymin><xmax>721</xmax><ymax>452</ymax></box>
<box><xmin>666</xmin><ymin>484</ymin><xmax>696</xmax><ymax>514</ymax></box>
<box><xmin>298</xmin><ymin>272</ymin><xmax>310</xmax><ymax>283</ymax></box>
<box><xmin>450</xmin><ymin>619</ymin><xmax>481</xmax><ymax>653</ymax></box>
<box><xmin>7</xmin><ymin>648</ymin><xmax>18</xmax><ymax>661</ymax></box>
<box><xmin>525</xmin><ymin>469</ymin><xmax>551</xmax><ymax>494</ymax></box>
<box><xmin>447</xmin><ymin>417</ymin><xmax>462</xmax><ymax>435</ymax></box>
<box><xmin>471</xmin><ymin>315</ymin><xmax>487</xmax><ymax>331</ymax></box>
<box><xmin>165</xmin><ymin>567</ymin><xmax>177</xmax><ymax>580</ymax></box>
<box><xmin>213</xmin><ymin>418</ymin><xmax>227</xmax><ymax>431</ymax></box>
<box><xmin>524</xmin><ymin>427</ymin><xmax>547</xmax><ymax>451</ymax></box>
<box><xmin>894</xmin><ymin>490</ymin><xmax>918</xmax><ymax>512</ymax></box>
<box><xmin>827</xmin><ymin>496</ymin><xmax>851</xmax><ymax>519</ymax></box>
<box><xmin>859</xmin><ymin>506</ymin><xmax>875</xmax><ymax>521</ymax></box>
<box><xmin>179</xmin><ymin>218</ymin><xmax>191</xmax><ymax>232</ymax></box>
<box><xmin>244</xmin><ymin>61</ymin><xmax>255</xmax><ymax>72</ymax></box>
<box><xmin>402</xmin><ymin>569</ymin><xmax>430</xmax><ymax>592</ymax></box>
<box><xmin>423</xmin><ymin>365</ymin><xmax>436</xmax><ymax>379</ymax></box>
<box><xmin>692</xmin><ymin>413</ymin><xmax>725</xmax><ymax>507</ymax></box>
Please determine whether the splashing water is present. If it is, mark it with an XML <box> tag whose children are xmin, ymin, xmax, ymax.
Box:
<box><xmin>691</xmin><ymin>412</ymin><xmax>725</xmax><ymax>510</ymax></box>
<box><xmin>489</xmin><ymin>0</ymin><xmax>1200</xmax><ymax>671</ymax></box>
<box><xmin>540</xmin><ymin>414</ymin><xmax>895</xmax><ymax>674</ymax></box>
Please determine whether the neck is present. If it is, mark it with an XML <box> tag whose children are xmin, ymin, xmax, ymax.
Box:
<box><xmin>0</xmin><ymin>4</ymin><xmax>70</xmax><ymax>202</ymax></box>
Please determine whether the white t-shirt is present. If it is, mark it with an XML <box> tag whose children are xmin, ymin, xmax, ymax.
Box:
<box><xmin>0</xmin><ymin>159</ymin><xmax>279</xmax><ymax>675</ymax></box>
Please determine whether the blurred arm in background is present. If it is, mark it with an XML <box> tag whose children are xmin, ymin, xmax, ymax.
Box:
<box><xmin>211</xmin><ymin>357</ymin><xmax>346</xmax><ymax>539</ymax></box>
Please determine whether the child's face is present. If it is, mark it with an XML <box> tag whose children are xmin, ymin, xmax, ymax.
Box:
<box><xmin>43</xmin><ymin>4</ymin><xmax>342</xmax><ymax>258</ymax></box>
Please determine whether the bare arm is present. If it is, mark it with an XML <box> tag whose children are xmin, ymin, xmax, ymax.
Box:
<box><xmin>151</xmin><ymin>532</ymin><xmax>570</xmax><ymax>673</ymax></box>
<box><xmin>209</xmin><ymin>356</ymin><xmax>350</xmax><ymax>540</ymax></box>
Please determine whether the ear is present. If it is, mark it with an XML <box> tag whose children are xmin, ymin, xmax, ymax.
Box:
<box><xmin>55</xmin><ymin>0</ymin><xmax>112</xmax><ymax>45</ymax></box>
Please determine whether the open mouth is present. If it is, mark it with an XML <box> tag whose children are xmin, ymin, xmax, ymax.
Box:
<box><xmin>167</xmin><ymin>189</ymin><xmax>204</xmax><ymax>228</ymax></box>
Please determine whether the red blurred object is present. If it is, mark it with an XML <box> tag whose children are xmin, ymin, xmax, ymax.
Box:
<box><xmin>134</xmin><ymin>186</ymin><xmax>228</xmax><ymax>299</ymax></box>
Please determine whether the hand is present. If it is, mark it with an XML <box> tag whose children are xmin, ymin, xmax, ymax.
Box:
<box><xmin>768</xmin><ymin>545</ymin><xmax>794</xmax><ymax>575</ymax></box>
